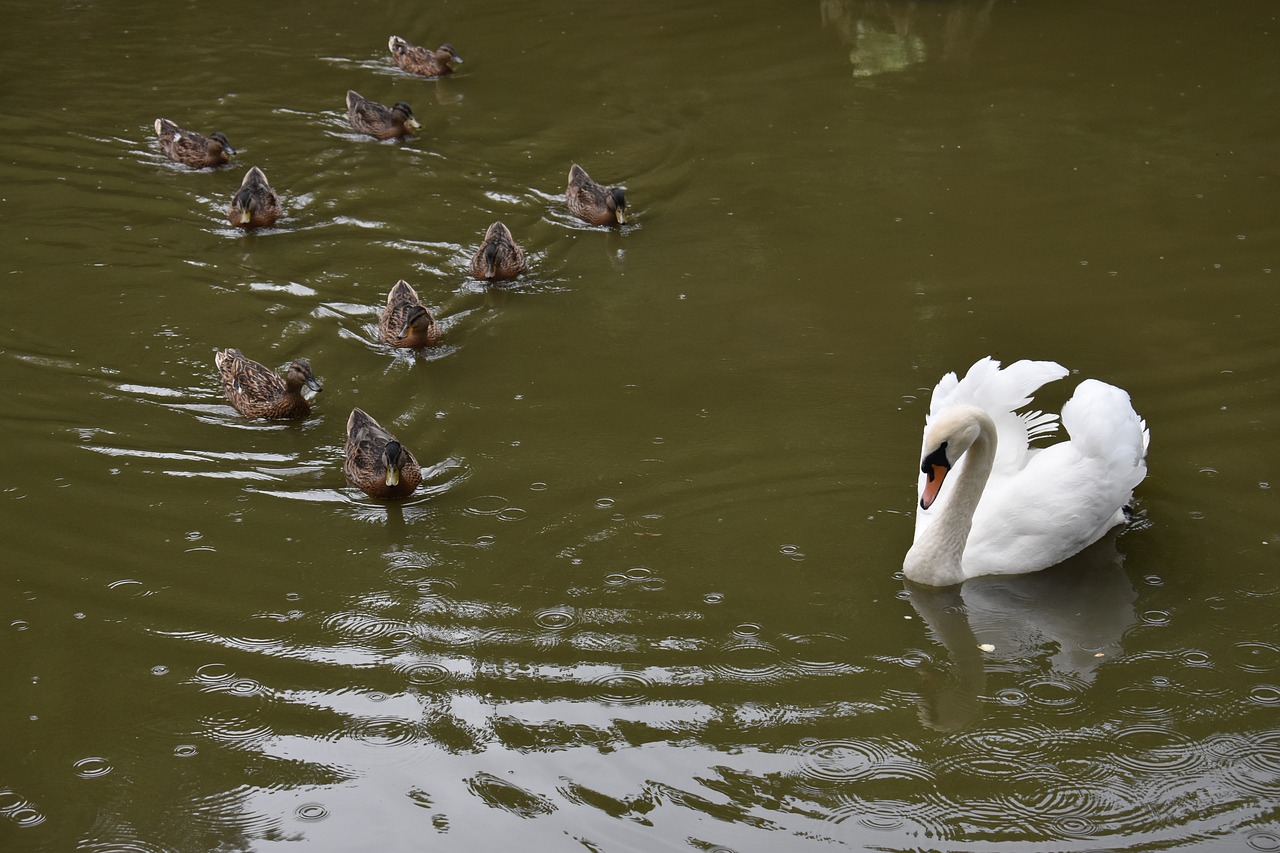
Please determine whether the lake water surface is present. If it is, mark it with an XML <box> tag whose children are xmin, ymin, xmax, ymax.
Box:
<box><xmin>2</xmin><ymin>1</ymin><xmax>1278</xmax><ymax>850</ymax></box>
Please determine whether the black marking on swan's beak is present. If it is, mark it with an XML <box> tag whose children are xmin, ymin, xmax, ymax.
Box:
<box><xmin>919</xmin><ymin>442</ymin><xmax>951</xmax><ymax>510</ymax></box>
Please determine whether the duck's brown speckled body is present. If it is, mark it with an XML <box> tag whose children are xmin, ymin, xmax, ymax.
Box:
<box><xmin>214</xmin><ymin>349</ymin><xmax>321</xmax><ymax>419</ymax></box>
<box><xmin>154</xmin><ymin>118</ymin><xmax>235</xmax><ymax>169</ymax></box>
<box><xmin>378</xmin><ymin>279</ymin><xmax>441</xmax><ymax>348</ymax></box>
<box><xmin>228</xmin><ymin>166</ymin><xmax>282</xmax><ymax>228</ymax></box>
<box><xmin>388</xmin><ymin>36</ymin><xmax>462</xmax><ymax>77</ymax></box>
<box><xmin>346</xmin><ymin>90</ymin><xmax>420</xmax><ymax>140</ymax></box>
<box><xmin>344</xmin><ymin>408</ymin><xmax>422</xmax><ymax>499</ymax></box>
<box><xmin>469</xmin><ymin>221</ymin><xmax>527</xmax><ymax>282</ymax></box>
<box><xmin>567</xmin><ymin>163</ymin><xmax>627</xmax><ymax>226</ymax></box>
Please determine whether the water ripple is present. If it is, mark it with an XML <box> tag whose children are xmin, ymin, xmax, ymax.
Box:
<box><xmin>1108</xmin><ymin>723</ymin><xmax>1204</xmax><ymax>775</ymax></box>
<box><xmin>0</xmin><ymin>790</ymin><xmax>45</xmax><ymax>828</ymax></box>
<box><xmin>590</xmin><ymin>672</ymin><xmax>653</xmax><ymax>704</ymax></box>
<box><xmin>707</xmin><ymin>640</ymin><xmax>789</xmax><ymax>685</ymax></box>
<box><xmin>534</xmin><ymin>607</ymin><xmax>578</xmax><ymax>631</ymax></box>
<box><xmin>466</xmin><ymin>771</ymin><xmax>555</xmax><ymax>817</ymax></box>
<box><xmin>72</xmin><ymin>756</ymin><xmax>113</xmax><ymax>779</ymax></box>
<box><xmin>200</xmin><ymin>710</ymin><xmax>273</xmax><ymax>750</ymax></box>
<box><xmin>829</xmin><ymin>796</ymin><xmax>948</xmax><ymax>839</ymax></box>
<box><xmin>322</xmin><ymin>611</ymin><xmax>412</xmax><ymax>642</ymax></box>
<box><xmin>1233</xmin><ymin>641</ymin><xmax>1280</xmax><ymax>673</ymax></box>
<box><xmin>1215</xmin><ymin>728</ymin><xmax>1280</xmax><ymax>800</ymax></box>
<box><xmin>189</xmin><ymin>784</ymin><xmax>281</xmax><ymax>837</ymax></box>
<box><xmin>400</xmin><ymin>661</ymin><xmax>454</xmax><ymax>688</ymax></box>
<box><xmin>796</xmin><ymin>736</ymin><xmax>933</xmax><ymax>785</ymax></box>
<box><xmin>1022</xmin><ymin>674</ymin><xmax>1088</xmax><ymax>714</ymax></box>
<box><xmin>778</xmin><ymin>632</ymin><xmax>857</xmax><ymax>677</ymax></box>
<box><xmin>294</xmin><ymin>802</ymin><xmax>329</xmax><ymax>822</ymax></box>
<box><xmin>346</xmin><ymin>715</ymin><xmax>421</xmax><ymax>748</ymax></box>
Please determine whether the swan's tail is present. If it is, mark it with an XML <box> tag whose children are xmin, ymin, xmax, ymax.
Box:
<box><xmin>1061</xmin><ymin>379</ymin><xmax>1149</xmax><ymax>486</ymax></box>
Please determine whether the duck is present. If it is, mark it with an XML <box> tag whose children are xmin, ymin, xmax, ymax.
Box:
<box><xmin>567</xmin><ymin>163</ymin><xmax>627</xmax><ymax>226</ymax></box>
<box><xmin>378</xmin><ymin>279</ymin><xmax>441</xmax><ymax>348</ymax></box>
<box><xmin>227</xmin><ymin>166</ymin><xmax>282</xmax><ymax>228</ymax></box>
<box><xmin>388</xmin><ymin>36</ymin><xmax>463</xmax><ymax>77</ymax></box>
<box><xmin>903</xmin><ymin>357</ymin><xmax>1149</xmax><ymax>587</ymax></box>
<box><xmin>469</xmin><ymin>221</ymin><xmax>527</xmax><ymax>282</ymax></box>
<box><xmin>214</xmin><ymin>349</ymin><xmax>321</xmax><ymax>419</ymax></box>
<box><xmin>154</xmin><ymin>118</ymin><xmax>235</xmax><ymax>169</ymax></box>
<box><xmin>346</xmin><ymin>90</ymin><xmax>420</xmax><ymax>140</ymax></box>
<box><xmin>344</xmin><ymin>408</ymin><xmax>422</xmax><ymax>499</ymax></box>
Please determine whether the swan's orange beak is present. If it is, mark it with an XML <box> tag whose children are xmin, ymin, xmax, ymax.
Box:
<box><xmin>920</xmin><ymin>464</ymin><xmax>948</xmax><ymax>510</ymax></box>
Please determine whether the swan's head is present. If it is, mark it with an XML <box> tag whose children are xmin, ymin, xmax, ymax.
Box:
<box><xmin>918</xmin><ymin>406</ymin><xmax>986</xmax><ymax>510</ymax></box>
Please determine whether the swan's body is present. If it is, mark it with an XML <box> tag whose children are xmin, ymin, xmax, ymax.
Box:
<box><xmin>903</xmin><ymin>358</ymin><xmax>1148</xmax><ymax>586</ymax></box>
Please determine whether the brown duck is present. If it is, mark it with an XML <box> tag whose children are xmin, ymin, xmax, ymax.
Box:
<box><xmin>346</xmin><ymin>90</ymin><xmax>420</xmax><ymax>140</ymax></box>
<box><xmin>228</xmin><ymin>166</ymin><xmax>282</xmax><ymax>228</ymax></box>
<box><xmin>344</xmin><ymin>408</ymin><xmax>422</xmax><ymax>499</ymax></box>
<box><xmin>154</xmin><ymin>118</ymin><xmax>235</xmax><ymax>169</ymax></box>
<box><xmin>469</xmin><ymin>221</ymin><xmax>527</xmax><ymax>282</ymax></box>
<box><xmin>388</xmin><ymin>36</ymin><xmax>463</xmax><ymax>77</ymax></box>
<box><xmin>567</xmin><ymin>163</ymin><xmax>627</xmax><ymax>226</ymax></box>
<box><xmin>379</xmin><ymin>279</ymin><xmax>441</xmax><ymax>348</ymax></box>
<box><xmin>214</xmin><ymin>349</ymin><xmax>321</xmax><ymax>419</ymax></box>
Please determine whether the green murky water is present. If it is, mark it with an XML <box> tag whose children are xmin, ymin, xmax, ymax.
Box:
<box><xmin>2</xmin><ymin>1</ymin><xmax>1278</xmax><ymax>850</ymax></box>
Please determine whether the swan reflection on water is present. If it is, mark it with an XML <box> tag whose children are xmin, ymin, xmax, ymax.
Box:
<box><xmin>905</xmin><ymin>533</ymin><xmax>1138</xmax><ymax>730</ymax></box>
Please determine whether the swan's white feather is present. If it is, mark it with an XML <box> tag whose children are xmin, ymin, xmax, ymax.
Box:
<box><xmin>909</xmin><ymin>358</ymin><xmax>1148</xmax><ymax>583</ymax></box>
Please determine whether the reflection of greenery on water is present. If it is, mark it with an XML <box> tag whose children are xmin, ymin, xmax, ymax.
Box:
<box><xmin>821</xmin><ymin>0</ymin><xmax>996</xmax><ymax>76</ymax></box>
<box><xmin>847</xmin><ymin>23</ymin><xmax>928</xmax><ymax>77</ymax></box>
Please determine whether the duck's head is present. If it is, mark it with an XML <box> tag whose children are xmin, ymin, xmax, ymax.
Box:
<box><xmin>608</xmin><ymin>187</ymin><xmax>627</xmax><ymax>224</ymax></box>
<box><xmin>382</xmin><ymin>441</ymin><xmax>406</xmax><ymax>487</ymax></box>
<box><xmin>210</xmin><ymin>132</ymin><xmax>235</xmax><ymax>156</ymax></box>
<box><xmin>286</xmin><ymin>358</ymin><xmax>323</xmax><ymax>393</ymax></box>
<box><xmin>397</xmin><ymin>305</ymin><xmax>435</xmax><ymax>340</ymax></box>
<box><xmin>392</xmin><ymin>102</ymin><xmax>421</xmax><ymax>131</ymax></box>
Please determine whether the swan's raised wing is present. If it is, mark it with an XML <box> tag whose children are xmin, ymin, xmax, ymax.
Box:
<box><xmin>926</xmin><ymin>357</ymin><xmax>1067</xmax><ymax>475</ymax></box>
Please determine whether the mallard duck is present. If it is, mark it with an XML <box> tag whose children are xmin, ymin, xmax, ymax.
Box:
<box><xmin>346</xmin><ymin>90</ymin><xmax>420</xmax><ymax>140</ymax></box>
<box><xmin>567</xmin><ymin>163</ymin><xmax>627</xmax><ymax>226</ymax></box>
<box><xmin>214</xmin><ymin>349</ymin><xmax>321</xmax><ymax>419</ymax></box>
<box><xmin>388</xmin><ymin>36</ymin><xmax>463</xmax><ymax>77</ymax></box>
<box><xmin>378</xmin><ymin>279</ymin><xmax>441</xmax><ymax>348</ymax></box>
<box><xmin>469</xmin><ymin>221</ymin><xmax>527</xmax><ymax>282</ymax></box>
<box><xmin>154</xmin><ymin>118</ymin><xmax>235</xmax><ymax>169</ymax></box>
<box><xmin>344</xmin><ymin>408</ymin><xmax>422</xmax><ymax>499</ymax></box>
<box><xmin>228</xmin><ymin>166</ymin><xmax>282</xmax><ymax>228</ymax></box>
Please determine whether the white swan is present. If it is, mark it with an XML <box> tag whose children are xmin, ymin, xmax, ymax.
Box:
<box><xmin>903</xmin><ymin>357</ymin><xmax>1149</xmax><ymax>586</ymax></box>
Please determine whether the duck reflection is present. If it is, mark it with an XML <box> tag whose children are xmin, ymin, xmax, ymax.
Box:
<box><xmin>905</xmin><ymin>534</ymin><xmax>1138</xmax><ymax>730</ymax></box>
<box><xmin>820</xmin><ymin>0</ymin><xmax>997</xmax><ymax>76</ymax></box>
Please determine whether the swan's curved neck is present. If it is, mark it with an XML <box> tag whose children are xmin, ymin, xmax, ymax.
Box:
<box><xmin>903</xmin><ymin>408</ymin><xmax>997</xmax><ymax>586</ymax></box>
